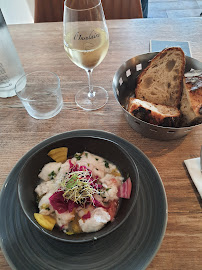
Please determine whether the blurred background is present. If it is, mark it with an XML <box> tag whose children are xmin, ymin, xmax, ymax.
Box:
<box><xmin>0</xmin><ymin>0</ymin><xmax>201</xmax><ymax>25</ymax></box>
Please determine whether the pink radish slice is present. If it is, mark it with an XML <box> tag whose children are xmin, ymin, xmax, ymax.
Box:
<box><xmin>117</xmin><ymin>177</ymin><xmax>132</xmax><ymax>199</ymax></box>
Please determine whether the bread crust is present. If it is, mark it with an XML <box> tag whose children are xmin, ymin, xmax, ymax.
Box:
<box><xmin>128</xmin><ymin>97</ymin><xmax>181</xmax><ymax>127</ymax></box>
<box><xmin>135</xmin><ymin>47</ymin><xmax>185</xmax><ymax>108</ymax></box>
<box><xmin>180</xmin><ymin>71</ymin><xmax>202</xmax><ymax>125</ymax></box>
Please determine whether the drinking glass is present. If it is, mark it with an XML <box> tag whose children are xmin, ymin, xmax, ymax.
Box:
<box><xmin>15</xmin><ymin>71</ymin><xmax>63</xmax><ymax>119</ymax></box>
<box><xmin>63</xmin><ymin>0</ymin><xmax>109</xmax><ymax>111</ymax></box>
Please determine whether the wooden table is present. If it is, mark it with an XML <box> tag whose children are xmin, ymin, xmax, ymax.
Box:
<box><xmin>0</xmin><ymin>17</ymin><xmax>202</xmax><ymax>269</ymax></box>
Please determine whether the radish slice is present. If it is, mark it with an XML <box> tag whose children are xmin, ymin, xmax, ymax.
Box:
<box><xmin>118</xmin><ymin>177</ymin><xmax>132</xmax><ymax>199</ymax></box>
<box><xmin>82</xmin><ymin>211</ymin><xmax>91</xmax><ymax>220</ymax></box>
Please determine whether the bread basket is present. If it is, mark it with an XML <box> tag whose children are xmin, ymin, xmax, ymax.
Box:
<box><xmin>112</xmin><ymin>52</ymin><xmax>202</xmax><ymax>140</ymax></box>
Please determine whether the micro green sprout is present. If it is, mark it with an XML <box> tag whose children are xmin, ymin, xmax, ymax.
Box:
<box><xmin>60</xmin><ymin>170</ymin><xmax>101</xmax><ymax>205</ymax></box>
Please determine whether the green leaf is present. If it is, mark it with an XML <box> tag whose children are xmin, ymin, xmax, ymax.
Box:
<box><xmin>48</xmin><ymin>171</ymin><xmax>57</xmax><ymax>180</ymax></box>
<box><xmin>65</xmin><ymin>174</ymin><xmax>78</xmax><ymax>188</ymax></box>
<box><xmin>74</xmin><ymin>153</ymin><xmax>82</xmax><ymax>160</ymax></box>
<box><xmin>104</xmin><ymin>160</ymin><xmax>109</xmax><ymax>168</ymax></box>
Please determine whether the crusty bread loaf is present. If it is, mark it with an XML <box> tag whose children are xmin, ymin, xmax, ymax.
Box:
<box><xmin>180</xmin><ymin>70</ymin><xmax>202</xmax><ymax>126</ymax></box>
<box><xmin>135</xmin><ymin>47</ymin><xmax>185</xmax><ymax>107</ymax></box>
<box><xmin>128</xmin><ymin>97</ymin><xmax>181</xmax><ymax>127</ymax></box>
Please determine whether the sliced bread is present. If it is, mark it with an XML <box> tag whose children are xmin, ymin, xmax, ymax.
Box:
<box><xmin>180</xmin><ymin>70</ymin><xmax>202</xmax><ymax>126</ymax></box>
<box><xmin>135</xmin><ymin>47</ymin><xmax>185</xmax><ymax>107</ymax></box>
<box><xmin>128</xmin><ymin>97</ymin><xmax>181</xmax><ymax>127</ymax></box>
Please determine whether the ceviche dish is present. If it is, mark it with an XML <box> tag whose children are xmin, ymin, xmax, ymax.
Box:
<box><xmin>34</xmin><ymin>147</ymin><xmax>132</xmax><ymax>235</ymax></box>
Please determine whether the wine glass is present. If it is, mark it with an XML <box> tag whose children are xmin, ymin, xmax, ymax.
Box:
<box><xmin>63</xmin><ymin>0</ymin><xmax>109</xmax><ymax>111</ymax></box>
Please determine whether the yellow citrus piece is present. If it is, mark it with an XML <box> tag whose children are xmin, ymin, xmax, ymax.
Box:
<box><xmin>111</xmin><ymin>169</ymin><xmax>121</xmax><ymax>177</ymax></box>
<box><xmin>40</xmin><ymin>203</ymin><xmax>50</xmax><ymax>210</ymax></box>
<box><xmin>71</xmin><ymin>219</ymin><xmax>82</xmax><ymax>234</ymax></box>
<box><xmin>47</xmin><ymin>147</ymin><xmax>68</xmax><ymax>163</ymax></box>
<box><xmin>34</xmin><ymin>213</ymin><xmax>56</xmax><ymax>231</ymax></box>
<box><xmin>66</xmin><ymin>231</ymin><xmax>74</xmax><ymax>235</ymax></box>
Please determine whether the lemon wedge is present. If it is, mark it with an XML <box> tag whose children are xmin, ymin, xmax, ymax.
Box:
<box><xmin>34</xmin><ymin>213</ymin><xmax>56</xmax><ymax>231</ymax></box>
<box><xmin>47</xmin><ymin>147</ymin><xmax>68</xmax><ymax>163</ymax></box>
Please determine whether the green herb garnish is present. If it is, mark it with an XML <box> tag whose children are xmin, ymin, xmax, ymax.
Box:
<box><xmin>65</xmin><ymin>174</ymin><xmax>78</xmax><ymax>189</ymax></box>
<box><xmin>60</xmin><ymin>171</ymin><xmax>101</xmax><ymax>205</ymax></box>
<box><xmin>74</xmin><ymin>153</ymin><xmax>82</xmax><ymax>160</ymax></box>
<box><xmin>48</xmin><ymin>171</ymin><xmax>57</xmax><ymax>180</ymax></box>
<box><xmin>104</xmin><ymin>160</ymin><xmax>109</xmax><ymax>168</ymax></box>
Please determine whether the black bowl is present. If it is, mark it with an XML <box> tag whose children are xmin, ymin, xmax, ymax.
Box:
<box><xmin>18</xmin><ymin>136</ymin><xmax>139</xmax><ymax>242</ymax></box>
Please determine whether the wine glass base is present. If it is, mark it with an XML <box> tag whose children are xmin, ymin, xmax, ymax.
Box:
<box><xmin>75</xmin><ymin>86</ymin><xmax>108</xmax><ymax>111</ymax></box>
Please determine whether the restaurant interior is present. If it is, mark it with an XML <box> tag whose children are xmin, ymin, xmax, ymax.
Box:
<box><xmin>0</xmin><ymin>1</ymin><xmax>201</xmax><ymax>270</ymax></box>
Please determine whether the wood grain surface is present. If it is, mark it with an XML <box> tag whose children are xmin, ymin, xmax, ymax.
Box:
<box><xmin>0</xmin><ymin>18</ymin><xmax>202</xmax><ymax>269</ymax></box>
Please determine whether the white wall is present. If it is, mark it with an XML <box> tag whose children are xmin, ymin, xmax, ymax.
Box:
<box><xmin>0</xmin><ymin>0</ymin><xmax>34</xmax><ymax>24</ymax></box>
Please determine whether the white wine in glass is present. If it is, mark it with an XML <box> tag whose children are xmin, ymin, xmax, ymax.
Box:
<box><xmin>63</xmin><ymin>0</ymin><xmax>109</xmax><ymax>111</ymax></box>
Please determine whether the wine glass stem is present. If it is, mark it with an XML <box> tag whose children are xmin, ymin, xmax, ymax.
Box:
<box><xmin>86</xmin><ymin>69</ymin><xmax>95</xmax><ymax>99</ymax></box>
